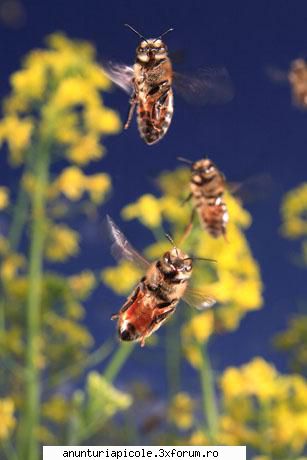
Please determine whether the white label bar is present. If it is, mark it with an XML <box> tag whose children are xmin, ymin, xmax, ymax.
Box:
<box><xmin>43</xmin><ymin>446</ymin><xmax>246</xmax><ymax>460</ymax></box>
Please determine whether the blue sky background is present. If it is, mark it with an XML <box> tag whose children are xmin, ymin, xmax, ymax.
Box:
<box><xmin>1</xmin><ymin>0</ymin><xmax>307</xmax><ymax>392</ymax></box>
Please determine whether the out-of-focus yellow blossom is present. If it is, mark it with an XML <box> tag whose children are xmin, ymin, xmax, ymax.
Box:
<box><xmin>0</xmin><ymin>398</ymin><xmax>16</xmax><ymax>440</ymax></box>
<box><xmin>42</xmin><ymin>395</ymin><xmax>71</xmax><ymax>424</ymax></box>
<box><xmin>1</xmin><ymin>32</ymin><xmax>120</xmax><ymax>165</ymax></box>
<box><xmin>67</xmin><ymin>134</ymin><xmax>103</xmax><ymax>165</ymax></box>
<box><xmin>2</xmin><ymin>326</ymin><xmax>23</xmax><ymax>355</ymax></box>
<box><xmin>45</xmin><ymin>224</ymin><xmax>80</xmax><ymax>261</ymax></box>
<box><xmin>56</xmin><ymin>167</ymin><xmax>86</xmax><ymax>201</ymax></box>
<box><xmin>122</xmin><ymin>194</ymin><xmax>163</xmax><ymax>228</ymax></box>
<box><xmin>73</xmin><ymin>372</ymin><xmax>132</xmax><ymax>437</ymax></box>
<box><xmin>102</xmin><ymin>260</ymin><xmax>142</xmax><ymax>295</ymax></box>
<box><xmin>281</xmin><ymin>182</ymin><xmax>307</xmax><ymax>238</ymax></box>
<box><xmin>85</xmin><ymin>173</ymin><xmax>111</xmax><ymax>204</ymax></box>
<box><xmin>168</xmin><ymin>392</ymin><xmax>195</xmax><ymax>430</ymax></box>
<box><xmin>68</xmin><ymin>270</ymin><xmax>96</xmax><ymax>300</ymax></box>
<box><xmin>55</xmin><ymin>167</ymin><xmax>111</xmax><ymax>204</ymax></box>
<box><xmin>181</xmin><ymin>312</ymin><xmax>214</xmax><ymax>368</ymax></box>
<box><xmin>189</xmin><ymin>429</ymin><xmax>209</xmax><ymax>445</ymax></box>
<box><xmin>1</xmin><ymin>253</ymin><xmax>25</xmax><ymax>282</ymax></box>
<box><xmin>221</xmin><ymin>358</ymin><xmax>277</xmax><ymax>402</ymax></box>
<box><xmin>85</xmin><ymin>104</ymin><xmax>122</xmax><ymax>134</ymax></box>
<box><xmin>36</xmin><ymin>425</ymin><xmax>57</xmax><ymax>444</ymax></box>
<box><xmin>274</xmin><ymin>314</ymin><xmax>307</xmax><ymax>373</ymax></box>
<box><xmin>0</xmin><ymin>115</ymin><xmax>33</xmax><ymax>164</ymax></box>
<box><xmin>46</xmin><ymin>312</ymin><xmax>93</xmax><ymax>348</ymax></box>
<box><xmin>0</xmin><ymin>186</ymin><xmax>9</xmax><ymax>209</ymax></box>
<box><xmin>219</xmin><ymin>358</ymin><xmax>307</xmax><ymax>457</ymax></box>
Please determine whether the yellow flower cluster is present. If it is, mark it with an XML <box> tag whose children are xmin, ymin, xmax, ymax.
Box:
<box><xmin>102</xmin><ymin>260</ymin><xmax>143</xmax><ymax>295</ymax></box>
<box><xmin>68</xmin><ymin>270</ymin><xmax>96</xmax><ymax>300</ymax></box>
<box><xmin>45</xmin><ymin>312</ymin><xmax>93</xmax><ymax>348</ymax></box>
<box><xmin>281</xmin><ymin>182</ymin><xmax>307</xmax><ymax>239</ymax></box>
<box><xmin>219</xmin><ymin>358</ymin><xmax>307</xmax><ymax>457</ymax></box>
<box><xmin>55</xmin><ymin>167</ymin><xmax>111</xmax><ymax>204</ymax></box>
<box><xmin>0</xmin><ymin>32</ymin><xmax>121</xmax><ymax>165</ymax></box>
<box><xmin>168</xmin><ymin>392</ymin><xmax>195</xmax><ymax>430</ymax></box>
<box><xmin>0</xmin><ymin>398</ymin><xmax>16</xmax><ymax>440</ymax></box>
<box><xmin>73</xmin><ymin>372</ymin><xmax>132</xmax><ymax>437</ymax></box>
<box><xmin>42</xmin><ymin>395</ymin><xmax>71</xmax><ymax>424</ymax></box>
<box><xmin>274</xmin><ymin>314</ymin><xmax>307</xmax><ymax>373</ymax></box>
<box><xmin>0</xmin><ymin>186</ymin><xmax>9</xmax><ymax>209</ymax></box>
<box><xmin>104</xmin><ymin>168</ymin><xmax>263</xmax><ymax>356</ymax></box>
<box><xmin>45</xmin><ymin>224</ymin><xmax>80</xmax><ymax>262</ymax></box>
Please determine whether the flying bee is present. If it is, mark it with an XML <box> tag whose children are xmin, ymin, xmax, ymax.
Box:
<box><xmin>107</xmin><ymin>216</ymin><xmax>216</xmax><ymax>347</ymax></box>
<box><xmin>267</xmin><ymin>59</ymin><xmax>307</xmax><ymax>109</ymax></box>
<box><xmin>178</xmin><ymin>157</ymin><xmax>228</xmax><ymax>239</ymax></box>
<box><xmin>103</xmin><ymin>24</ymin><xmax>233</xmax><ymax>145</ymax></box>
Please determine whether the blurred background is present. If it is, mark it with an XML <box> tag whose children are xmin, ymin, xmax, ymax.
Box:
<box><xmin>1</xmin><ymin>0</ymin><xmax>307</xmax><ymax>459</ymax></box>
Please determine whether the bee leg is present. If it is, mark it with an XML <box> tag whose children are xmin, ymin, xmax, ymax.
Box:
<box><xmin>124</xmin><ymin>94</ymin><xmax>137</xmax><ymax>129</ymax></box>
<box><xmin>119</xmin><ymin>285</ymin><xmax>141</xmax><ymax>314</ymax></box>
<box><xmin>180</xmin><ymin>208</ymin><xmax>196</xmax><ymax>245</ymax></box>
<box><xmin>154</xmin><ymin>306</ymin><xmax>176</xmax><ymax>323</ymax></box>
<box><xmin>111</xmin><ymin>313</ymin><xmax>119</xmax><ymax>320</ymax></box>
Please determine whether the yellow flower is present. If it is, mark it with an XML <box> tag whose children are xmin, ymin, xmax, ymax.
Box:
<box><xmin>122</xmin><ymin>194</ymin><xmax>162</xmax><ymax>228</ymax></box>
<box><xmin>168</xmin><ymin>392</ymin><xmax>195</xmax><ymax>430</ymax></box>
<box><xmin>0</xmin><ymin>187</ymin><xmax>9</xmax><ymax>209</ymax></box>
<box><xmin>46</xmin><ymin>312</ymin><xmax>93</xmax><ymax>347</ymax></box>
<box><xmin>57</xmin><ymin>167</ymin><xmax>86</xmax><ymax>201</ymax></box>
<box><xmin>0</xmin><ymin>115</ymin><xmax>33</xmax><ymax>164</ymax></box>
<box><xmin>281</xmin><ymin>183</ymin><xmax>307</xmax><ymax>238</ymax></box>
<box><xmin>85</xmin><ymin>104</ymin><xmax>121</xmax><ymax>134</ymax></box>
<box><xmin>1</xmin><ymin>253</ymin><xmax>25</xmax><ymax>282</ymax></box>
<box><xmin>68</xmin><ymin>271</ymin><xmax>96</xmax><ymax>299</ymax></box>
<box><xmin>189</xmin><ymin>429</ymin><xmax>209</xmax><ymax>445</ymax></box>
<box><xmin>42</xmin><ymin>395</ymin><xmax>70</xmax><ymax>424</ymax></box>
<box><xmin>67</xmin><ymin>134</ymin><xmax>103</xmax><ymax>165</ymax></box>
<box><xmin>51</xmin><ymin>76</ymin><xmax>99</xmax><ymax>109</ymax></box>
<box><xmin>0</xmin><ymin>398</ymin><xmax>16</xmax><ymax>440</ymax></box>
<box><xmin>220</xmin><ymin>367</ymin><xmax>243</xmax><ymax>399</ymax></box>
<box><xmin>45</xmin><ymin>224</ymin><xmax>80</xmax><ymax>261</ymax></box>
<box><xmin>85</xmin><ymin>173</ymin><xmax>111</xmax><ymax>204</ymax></box>
<box><xmin>102</xmin><ymin>260</ymin><xmax>142</xmax><ymax>295</ymax></box>
<box><xmin>10</xmin><ymin>63</ymin><xmax>46</xmax><ymax>100</ymax></box>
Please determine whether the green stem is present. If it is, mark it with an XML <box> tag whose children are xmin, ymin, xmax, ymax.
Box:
<box><xmin>20</xmin><ymin>139</ymin><xmax>51</xmax><ymax>460</ymax></box>
<box><xmin>198</xmin><ymin>342</ymin><xmax>219</xmax><ymax>441</ymax></box>
<box><xmin>9</xmin><ymin>149</ymin><xmax>33</xmax><ymax>251</ymax></box>
<box><xmin>104</xmin><ymin>343</ymin><xmax>135</xmax><ymax>382</ymax></box>
<box><xmin>46</xmin><ymin>340</ymin><xmax>114</xmax><ymax>391</ymax></box>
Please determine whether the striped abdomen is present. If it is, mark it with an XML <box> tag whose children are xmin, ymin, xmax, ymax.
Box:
<box><xmin>137</xmin><ymin>89</ymin><xmax>174</xmax><ymax>145</ymax></box>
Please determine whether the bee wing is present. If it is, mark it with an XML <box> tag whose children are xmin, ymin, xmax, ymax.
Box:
<box><xmin>228</xmin><ymin>173</ymin><xmax>275</xmax><ymax>203</ymax></box>
<box><xmin>106</xmin><ymin>215</ymin><xmax>150</xmax><ymax>271</ymax></box>
<box><xmin>173</xmin><ymin>67</ymin><xmax>234</xmax><ymax>105</ymax></box>
<box><xmin>183</xmin><ymin>286</ymin><xmax>216</xmax><ymax>311</ymax></box>
<box><xmin>102</xmin><ymin>61</ymin><xmax>134</xmax><ymax>95</ymax></box>
<box><xmin>265</xmin><ymin>65</ymin><xmax>289</xmax><ymax>85</ymax></box>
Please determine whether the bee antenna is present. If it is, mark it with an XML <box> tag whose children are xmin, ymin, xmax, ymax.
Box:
<box><xmin>177</xmin><ymin>156</ymin><xmax>193</xmax><ymax>165</ymax></box>
<box><xmin>154</xmin><ymin>27</ymin><xmax>174</xmax><ymax>42</ymax></box>
<box><xmin>184</xmin><ymin>257</ymin><xmax>217</xmax><ymax>263</ymax></box>
<box><xmin>125</xmin><ymin>24</ymin><xmax>148</xmax><ymax>43</ymax></box>
<box><xmin>165</xmin><ymin>233</ymin><xmax>178</xmax><ymax>256</ymax></box>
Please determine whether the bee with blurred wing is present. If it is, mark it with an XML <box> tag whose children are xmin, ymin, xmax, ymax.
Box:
<box><xmin>103</xmin><ymin>24</ymin><xmax>233</xmax><ymax>145</ymax></box>
<box><xmin>107</xmin><ymin>216</ymin><xmax>216</xmax><ymax>347</ymax></box>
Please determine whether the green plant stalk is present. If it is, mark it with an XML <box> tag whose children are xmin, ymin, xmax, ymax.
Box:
<box><xmin>198</xmin><ymin>342</ymin><xmax>219</xmax><ymax>441</ymax></box>
<box><xmin>46</xmin><ymin>340</ymin><xmax>114</xmax><ymax>391</ymax></box>
<box><xmin>9</xmin><ymin>148</ymin><xmax>34</xmax><ymax>251</ymax></box>
<box><xmin>104</xmin><ymin>342</ymin><xmax>135</xmax><ymax>382</ymax></box>
<box><xmin>20</xmin><ymin>139</ymin><xmax>51</xmax><ymax>460</ymax></box>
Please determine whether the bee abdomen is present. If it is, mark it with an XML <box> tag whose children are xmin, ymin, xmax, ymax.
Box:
<box><xmin>138</xmin><ymin>91</ymin><xmax>174</xmax><ymax>145</ymax></box>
